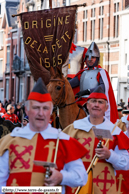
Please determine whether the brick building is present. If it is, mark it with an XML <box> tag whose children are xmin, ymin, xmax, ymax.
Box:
<box><xmin>0</xmin><ymin>0</ymin><xmax>20</xmax><ymax>103</ymax></box>
<box><xmin>68</xmin><ymin>0</ymin><xmax>129</xmax><ymax>104</ymax></box>
<box><xmin>0</xmin><ymin>0</ymin><xmax>129</xmax><ymax>105</ymax></box>
<box><xmin>0</xmin><ymin>0</ymin><xmax>63</xmax><ymax>104</ymax></box>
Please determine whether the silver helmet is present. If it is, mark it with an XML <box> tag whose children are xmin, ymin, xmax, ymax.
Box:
<box><xmin>84</xmin><ymin>42</ymin><xmax>100</xmax><ymax>61</ymax></box>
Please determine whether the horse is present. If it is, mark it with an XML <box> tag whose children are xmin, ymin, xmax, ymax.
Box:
<box><xmin>47</xmin><ymin>67</ymin><xmax>87</xmax><ymax>129</ymax></box>
<box><xmin>0</xmin><ymin>117</ymin><xmax>21</xmax><ymax>138</ymax></box>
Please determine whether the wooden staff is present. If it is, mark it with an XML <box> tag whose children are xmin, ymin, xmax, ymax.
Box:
<box><xmin>53</xmin><ymin>129</ymin><xmax>61</xmax><ymax>164</ymax></box>
<box><xmin>75</xmin><ymin>122</ymin><xmax>118</xmax><ymax>194</ymax></box>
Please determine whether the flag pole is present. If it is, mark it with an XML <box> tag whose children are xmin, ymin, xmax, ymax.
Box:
<box><xmin>49</xmin><ymin>0</ymin><xmax>52</xmax><ymax>9</ymax></box>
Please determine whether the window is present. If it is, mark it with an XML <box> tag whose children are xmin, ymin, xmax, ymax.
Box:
<box><xmin>91</xmin><ymin>20</ymin><xmax>95</xmax><ymax>41</ymax></box>
<box><xmin>111</xmin><ymin>77</ymin><xmax>118</xmax><ymax>101</ymax></box>
<box><xmin>91</xmin><ymin>8</ymin><xmax>96</xmax><ymax>40</ymax></box>
<box><xmin>20</xmin><ymin>37</ymin><xmax>24</xmax><ymax>61</ymax></box>
<box><xmin>27</xmin><ymin>76</ymin><xmax>30</xmax><ymax>98</ymax></box>
<box><xmin>0</xmin><ymin>3</ymin><xmax>4</xmax><ymax>15</ymax></box>
<box><xmin>0</xmin><ymin>88</ymin><xmax>4</xmax><ymax>103</ymax></box>
<box><xmin>125</xmin><ymin>40</ymin><xmax>128</xmax><ymax>66</ymax></box>
<box><xmin>6</xmin><ymin>79</ymin><xmax>9</xmax><ymax>101</ymax></box>
<box><xmin>83</xmin><ymin>10</ymin><xmax>88</xmax><ymax>42</ymax></box>
<box><xmin>25</xmin><ymin>54</ymin><xmax>29</xmax><ymax>69</ymax></box>
<box><xmin>57</xmin><ymin>1</ymin><xmax>60</xmax><ymax>7</ymax></box>
<box><xmin>7</xmin><ymin>46</ymin><xmax>10</xmax><ymax>63</ymax></box>
<box><xmin>98</xmin><ymin>6</ymin><xmax>104</xmax><ymax>39</ymax></box>
<box><xmin>19</xmin><ymin>77</ymin><xmax>24</xmax><ymax>102</ymax></box>
<box><xmin>29</xmin><ymin>6</ymin><xmax>33</xmax><ymax>11</ymax></box>
<box><xmin>43</xmin><ymin>0</ymin><xmax>49</xmax><ymax>9</ymax></box>
<box><xmin>63</xmin><ymin>0</ymin><xmax>66</xmax><ymax>6</ymax></box>
<box><xmin>13</xmin><ymin>45</ymin><xmax>15</xmax><ymax>55</ymax></box>
<box><xmin>114</xmin><ymin>2</ymin><xmax>119</xmax><ymax>38</ymax></box>
<box><xmin>66</xmin><ymin>0</ymin><xmax>70</xmax><ymax>6</ymax></box>
<box><xmin>91</xmin><ymin>8</ymin><xmax>95</xmax><ymax>17</ymax></box>
<box><xmin>0</xmin><ymin>31</ymin><xmax>3</xmax><ymax>49</ymax></box>
<box><xmin>6</xmin><ymin>46</ymin><xmax>10</xmax><ymax>72</ymax></box>
<box><xmin>37</xmin><ymin>5</ymin><xmax>40</xmax><ymax>10</ymax></box>
<box><xmin>125</xmin><ymin>53</ymin><xmax>127</xmax><ymax>66</ymax></box>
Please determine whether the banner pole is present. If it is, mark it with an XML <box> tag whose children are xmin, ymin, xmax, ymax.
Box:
<box><xmin>49</xmin><ymin>0</ymin><xmax>52</xmax><ymax>9</ymax></box>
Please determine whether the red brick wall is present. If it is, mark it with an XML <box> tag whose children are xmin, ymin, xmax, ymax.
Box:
<box><xmin>111</xmin><ymin>64</ymin><xmax>118</xmax><ymax>74</ymax></box>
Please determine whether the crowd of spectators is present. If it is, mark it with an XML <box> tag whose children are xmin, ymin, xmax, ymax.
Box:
<box><xmin>0</xmin><ymin>98</ymin><xmax>28</xmax><ymax>127</ymax></box>
<box><xmin>117</xmin><ymin>98</ymin><xmax>129</xmax><ymax>119</ymax></box>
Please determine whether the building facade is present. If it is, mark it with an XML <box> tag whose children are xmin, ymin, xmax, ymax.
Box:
<box><xmin>0</xmin><ymin>0</ymin><xmax>129</xmax><ymax>105</ymax></box>
<box><xmin>0</xmin><ymin>0</ymin><xmax>65</xmax><ymax>104</ymax></box>
<box><xmin>119</xmin><ymin>8</ymin><xmax>129</xmax><ymax>104</ymax></box>
<box><xmin>67</xmin><ymin>0</ymin><xmax>129</xmax><ymax>104</ymax></box>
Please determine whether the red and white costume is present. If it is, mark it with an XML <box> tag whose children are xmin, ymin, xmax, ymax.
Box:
<box><xmin>2</xmin><ymin>113</ymin><xmax>19</xmax><ymax>123</ymax></box>
<box><xmin>64</xmin><ymin>116</ymin><xmax>129</xmax><ymax>194</ymax></box>
<box><xmin>72</xmin><ymin>66</ymin><xmax>118</xmax><ymax>123</ymax></box>
<box><xmin>0</xmin><ymin>123</ymin><xmax>88</xmax><ymax>194</ymax></box>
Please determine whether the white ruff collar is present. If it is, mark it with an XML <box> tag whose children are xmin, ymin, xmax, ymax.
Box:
<box><xmin>73</xmin><ymin>116</ymin><xmax>121</xmax><ymax>136</ymax></box>
<box><xmin>11</xmin><ymin>123</ymin><xmax>69</xmax><ymax>140</ymax></box>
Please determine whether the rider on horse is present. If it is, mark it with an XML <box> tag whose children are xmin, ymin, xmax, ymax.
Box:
<box><xmin>69</xmin><ymin>41</ymin><xmax>118</xmax><ymax>123</ymax></box>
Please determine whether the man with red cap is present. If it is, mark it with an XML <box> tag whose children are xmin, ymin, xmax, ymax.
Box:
<box><xmin>64</xmin><ymin>85</ymin><xmax>129</xmax><ymax>194</ymax></box>
<box><xmin>0</xmin><ymin>77</ymin><xmax>88</xmax><ymax>194</ymax></box>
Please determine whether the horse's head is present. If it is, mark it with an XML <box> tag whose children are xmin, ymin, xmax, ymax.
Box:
<box><xmin>47</xmin><ymin>67</ymin><xmax>67</xmax><ymax>108</ymax></box>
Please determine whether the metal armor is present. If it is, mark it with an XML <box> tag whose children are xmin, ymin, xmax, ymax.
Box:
<box><xmin>80</xmin><ymin>69</ymin><xmax>100</xmax><ymax>97</ymax></box>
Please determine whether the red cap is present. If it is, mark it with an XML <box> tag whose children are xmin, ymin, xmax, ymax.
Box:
<box><xmin>28</xmin><ymin>77</ymin><xmax>52</xmax><ymax>102</ymax></box>
<box><xmin>87</xmin><ymin>86</ymin><xmax>108</xmax><ymax>101</ymax></box>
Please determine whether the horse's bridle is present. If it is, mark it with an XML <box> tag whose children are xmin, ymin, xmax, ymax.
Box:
<box><xmin>49</xmin><ymin>78</ymin><xmax>86</xmax><ymax>127</ymax></box>
<box><xmin>49</xmin><ymin>78</ymin><xmax>80</xmax><ymax>109</ymax></box>
<box><xmin>50</xmin><ymin>78</ymin><xmax>66</xmax><ymax>109</ymax></box>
